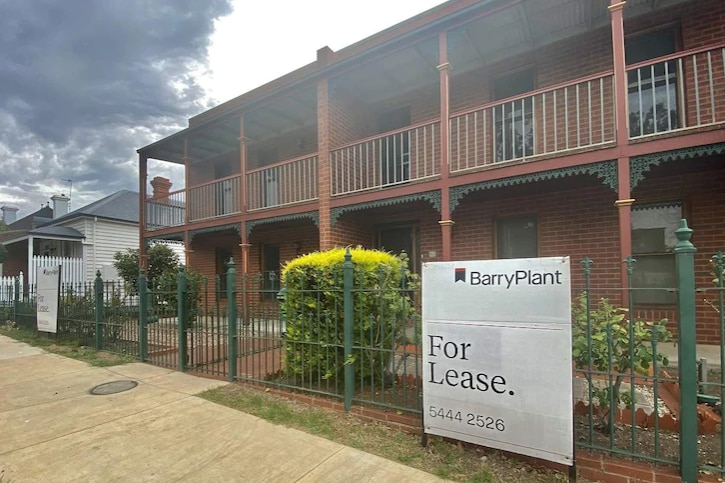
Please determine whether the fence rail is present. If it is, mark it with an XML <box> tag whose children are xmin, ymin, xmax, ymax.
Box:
<box><xmin>188</xmin><ymin>175</ymin><xmax>242</xmax><ymax>221</ymax></box>
<box><xmin>449</xmin><ymin>72</ymin><xmax>615</xmax><ymax>173</ymax></box>
<box><xmin>246</xmin><ymin>154</ymin><xmax>318</xmax><ymax>211</ymax></box>
<box><xmin>628</xmin><ymin>43</ymin><xmax>725</xmax><ymax>139</ymax></box>
<box><xmin>330</xmin><ymin>121</ymin><xmax>440</xmax><ymax>196</ymax></box>
<box><xmin>4</xmin><ymin>227</ymin><xmax>724</xmax><ymax>482</ymax></box>
<box><xmin>145</xmin><ymin>190</ymin><xmax>186</xmax><ymax>231</ymax></box>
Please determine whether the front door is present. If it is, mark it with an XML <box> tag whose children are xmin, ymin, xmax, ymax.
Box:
<box><xmin>375</xmin><ymin>224</ymin><xmax>419</xmax><ymax>274</ymax></box>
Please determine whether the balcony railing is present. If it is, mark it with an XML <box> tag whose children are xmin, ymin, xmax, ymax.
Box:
<box><xmin>246</xmin><ymin>154</ymin><xmax>318</xmax><ymax>211</ymax></box>
<box><xmin>331</xmin><ymin>121</ymin><xmax>440</xmax><ymax>196</ymax></box>
<box><xmin>449</xmin><ymin>72</ymin><xmax>615</xmax><ymax>173</ymax></box>
<box><xmin>145</xmin><ymin>190</ymin><xmax>185</xmax><ymax>231</ymax></box>
<box><xmin>628</xmin><ymin>43</ymin><xmax>725</xmax><ymax>139</ymax></box>
<box><xmin>187</xmin><ymin>175</ymin><xmax>242</xmax><ymax>222</ymax></box>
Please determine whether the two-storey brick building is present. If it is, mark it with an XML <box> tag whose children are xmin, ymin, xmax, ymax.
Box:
<box><xmin>138</xmin><ymin>0</ymin><xmax>725</xmax><ymax>342</ymax></box>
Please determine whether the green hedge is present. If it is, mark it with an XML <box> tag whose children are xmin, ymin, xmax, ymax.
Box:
<box><xmin>281</xmin><ymin>248</ymin><xmax>413</xmax><ymax>386</ymax></box>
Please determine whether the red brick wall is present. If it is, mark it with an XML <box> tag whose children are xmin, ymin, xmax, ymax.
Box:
<box><xmin>246</xmin><ymin>125</ymin><xmax>318</xmax><ymax>170</ymax></box>
<box><xmin>247</xmin><ymin>220</ymin><xmax>320</xmax><ymax>275</ymax></box>
<box><xmin>450</xmin><ymin>160</ymin><xmax>725</xmax><ymax>343</ymax></box>
<box><xmin>188</xmin><ymin>150</ymin><xmax>240</xmax><ymax>187</ymax></box>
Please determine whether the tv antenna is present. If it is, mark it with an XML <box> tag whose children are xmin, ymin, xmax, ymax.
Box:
<box><xmin>62</xmin><ymin>179</ymin><xmax>73</xmax><ymax>210</ymax></box>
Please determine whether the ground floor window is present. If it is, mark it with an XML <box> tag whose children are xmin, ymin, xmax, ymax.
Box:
<box><xmin>496</xmin><ymin>215</ymin><xmax>538</xmax><ymax>259</ymax></box>
<box><xmin>261</xmin><ymin>244</ymin><xmax>280</xmax><ymax>299</ymax></box>
<box><xmin>631</xmin><ymin>201</ymin><xmax>682</xmax><ymax>304</ymax></box>
<box><xmin>375</xmin><ymin>224</ymin><xmax>419</xmax><ymax>274</ymax></box>
<box><xmin>216</xmin><ymin>248</ymin><xmax>233</xmax><ymax>298</ymax></box>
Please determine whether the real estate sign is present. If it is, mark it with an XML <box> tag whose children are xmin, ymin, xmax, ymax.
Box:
<box><xmin>422</xmin><ymin>257</ymin><xmax>573</xmax><ymax>466</ymax></box>
<box><xmin>36</xmin><ymin>265</ymin><xmax>61</xmax><ymax>333</ymax></box>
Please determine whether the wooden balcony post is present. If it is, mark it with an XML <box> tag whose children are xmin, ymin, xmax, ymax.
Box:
<box><xmin>610</xmin><ymin>0</ymin><xmax>633</xmax><ymax>288</ymax></box>
<box><xmin>438</xmin><ymin>30</ymin><xmax>453</xmax><ymax>261</ymax></box>
<box><xmin>183</xmin><ymin>137</ymin><xmax>190</xmax><ymax>225</ymax></box>
<box><xmin>139</xmin><ymin>153</ymin><xmax>148</xmax><ymax>272</ymax></box>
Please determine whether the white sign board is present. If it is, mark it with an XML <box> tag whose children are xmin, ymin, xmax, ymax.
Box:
<box><xmin>36</xmin><ymin>265</ymin><xmax>61</xmax><ymax>333</ymax></box>
<box><xmin>422</xmin><ymin>257</ymin><xmax>573</xmax><ymax>465</ymax></box>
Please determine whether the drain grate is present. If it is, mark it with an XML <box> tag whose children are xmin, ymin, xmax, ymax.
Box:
<box><xmin>90</xmin><ymin>380</ymin><xmax>138</xmax><ymax>395</ymax></box>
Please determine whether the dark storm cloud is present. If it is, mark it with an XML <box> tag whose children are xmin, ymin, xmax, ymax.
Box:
<box><xmin>0</xmin><ymin>0</ymin><xmax>232</xmax><ymax>216</ymax></box>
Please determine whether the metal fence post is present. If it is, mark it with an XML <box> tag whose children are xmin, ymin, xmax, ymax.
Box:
<box><xmin>343</xmin><ymin>248</ymin><xmax>354</xmax><ymax>412</ymax></box>
<box><xmin>13</xmin><ymin>274</ymin><xmax>20</xmax><ymax>324</ymax></box>
<box><xmin>138</xmin><ymin>271</ymin><xmax>148</xmax><ymax>362</ymax></box>
<box><xmin>675</xmin><ymin>219</ymin><xmax>698</xmax><ymax>483</ymax></box>
<box><xmin>177</xmin><ymin>268</ymin><xmax>188</xmax><ymax>372</ymax></box>
<box><xmin>227</xmin><ymin>259</ymin><xmax>237</xmax><ymax>382</ymax></box>
<box><xmin>94</xmin><ymin>270</ymin><xmax>104</xmax><ymax>350</ymax></box>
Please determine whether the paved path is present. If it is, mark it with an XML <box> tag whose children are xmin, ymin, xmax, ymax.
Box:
<box><xmin>0</xmin><ymin>335</ymin><xmax>443</xmax><ymax>482</ymax></box>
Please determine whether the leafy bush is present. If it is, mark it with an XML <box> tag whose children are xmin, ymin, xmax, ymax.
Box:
<box><xmin>156</xmin><ymin>268</ymin><xmax>206</xmax><ymax>327</ymax></box>
<box><xmin>113</xmin><ymin>244</ymin><xmax>179</xmax><ymax>294</ymax></box>
<box><xmin>571</xmin><ymin>293</ymin><xmax>671</xmax><ymax>428</ymax></box>
<box><xmin>281</xmin><ymin>247</ymin><xmax>414</xmax><ymax>386</ymax></box>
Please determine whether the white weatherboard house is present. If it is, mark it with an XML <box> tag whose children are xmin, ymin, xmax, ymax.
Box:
<box><xmin>0</xmin><ymin>190</ymin><xmax>140</xmax><ymax>285</ymax></box>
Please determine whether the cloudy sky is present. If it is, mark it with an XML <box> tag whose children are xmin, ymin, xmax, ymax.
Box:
<box><xmin>0</xmin><ymin>0</ymin><xmax>443</xmax><ymax>220</ymax></box>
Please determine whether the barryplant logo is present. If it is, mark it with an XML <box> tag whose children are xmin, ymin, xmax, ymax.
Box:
<box><xmin>454</xmin><ymin>267</ymin><xmax>466</xmax><ymax>283</ymax></box>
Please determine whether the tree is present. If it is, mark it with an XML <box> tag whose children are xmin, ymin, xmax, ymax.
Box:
<box><xmin>113</xmin><ymin>244</ymin><xmax>179</xmax><ymax>292</ymax></box>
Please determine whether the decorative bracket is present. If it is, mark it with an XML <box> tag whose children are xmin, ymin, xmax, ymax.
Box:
<box><xmin>630</xmin><ymin>142</ymin><xmax>725</xmax><ymax>190</ymax></box>
<box><xmin>449</xmin><ymin>160</ymin><xmax>618</xmax><ymax>214</ymax></box>
<box><xmin>330</xmin><ymin>191</ymin><xmax>442</xmax><ymax>225</ymax></box>
<box><xmin>246</xmin><ymin>211</ymin><xmax>319</xmax><ymax>236</ymax></box>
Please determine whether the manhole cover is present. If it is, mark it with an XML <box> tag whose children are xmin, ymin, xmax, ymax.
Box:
<box><xmin>89</xmin><ymin>380</ymin><xmax>138</xmax><ymax>395</ymax></box>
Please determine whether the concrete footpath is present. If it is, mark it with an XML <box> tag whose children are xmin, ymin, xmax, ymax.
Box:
<box><xmin>0</xmin><ymin>335</ymin><xmax>443</xmax><ymax>483</ymax></box>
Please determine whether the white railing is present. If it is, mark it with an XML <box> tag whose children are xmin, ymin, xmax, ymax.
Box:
<box><xmin>30</xmin><ymin>256</ymin><xmax>85</xmax><ymax>290</ymax></box>
<box><xmin>628</xmin><ymin>43</ymin><xmax>725</xmax><ymax>139</ymax></box>
<box><xmin>146</xmin><ymin>190</ymin><xmax>186</xmax><ymax>231</ymax></box>
<box><xmin>188</xmin><ymin>175</ymin><xmax>242</xmax><ymax>221</ymax></box>
<box><xmin>449</xmin><ymin>72</ymin><xmax>615</xmax><ymax>173</ymax></box>
<box><xmin>0</xmin><ymin>273</ymin><xmax>20</xmax><ymax>306</ymax></box>
<box><xmin>331</xmin><ymin>121</ymin><xmax>440</xmax><ymax>196</ymax></box>
<box><xmin>246</xmin><ymin>154</ymin><xmax>318</xmax><ymax>211</ymax></box>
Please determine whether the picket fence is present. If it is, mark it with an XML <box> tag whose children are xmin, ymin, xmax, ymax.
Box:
<box><xmin>28</xmin><ymin>256</ymin><xmax>85</xmax><ymax>289</ymax></box>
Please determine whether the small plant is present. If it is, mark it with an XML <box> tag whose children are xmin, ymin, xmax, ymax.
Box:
<box><xmin>571</xmin><ymin>293</ymin><xmax>672</xmax><ymax>430</ymax></box>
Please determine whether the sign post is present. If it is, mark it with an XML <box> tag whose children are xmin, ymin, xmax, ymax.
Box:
<box><xmin>36</xmin><ymin>265</ymin><xmax>61</xmax><ymax>334</ymax></box>
<box><xmin>422</xmin><ymin>257</ymin><xmax>573</xmax><ymax>466</ymax></box>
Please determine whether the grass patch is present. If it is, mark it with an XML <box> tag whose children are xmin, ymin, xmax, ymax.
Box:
<box><xmin>0</xmin><ymin>325</ymin><xmax>136</xmax><ymax>367</ymax></box>
<box><xmin>199</xmin><ymin>384</ymin><xmax>587</xmax><ymax>483</ymax></box>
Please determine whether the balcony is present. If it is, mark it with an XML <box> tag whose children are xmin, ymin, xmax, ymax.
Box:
<box><xmin>145</xmin><ymin>190</ymin><xmax>185</xmax><ymax>231</ymax></box>
<box><xmin>246</xmin><ymin>154</ymin><xmax>318</xmax><ymax>211</ymax></box>
<box><xmin>330</xmin><ymin>121</ymin><xmax>440</xmax><ymax>196</ymax></box>
<box><xmin>449</xmin><ymin>72</ymin><xmax>616</xmax><ymax>173</ymax></box>
<box><xmin>627</xmin><ymin>43</ymin><xmax>725</xmax><ymax>139</ymax></box>
<box><xmin>188</xmin><ymin>175</ymin><xmax>242</xmax><ymax>222</ymax></box>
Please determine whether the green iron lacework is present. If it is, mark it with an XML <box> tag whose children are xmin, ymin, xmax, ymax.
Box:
<box><xmin>449</xmin><ymin>160</ymin><xmax>618</xmax><ymax>214</ymax></box>
<box><xmin>245</xmin><ymin>212</ymin><xmax>319</xmax><ymax>236</ymax></box>
<box><xmin>630</xmin><ymin>142</ymin><xmax>725</xmax><ymax>190</ymax></box>
<box><xmin>329</xmin><ymin>191</ymin><xmax>441</xmax><ymax>225</ymax></box>
<box><xmin>189</xmin><ymin>223</ymin><xmax>241</xmax><ymax>242</ymax></box>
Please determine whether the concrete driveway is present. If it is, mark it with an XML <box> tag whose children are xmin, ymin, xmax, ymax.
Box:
<box><xmin>0</xmin><ymin>335</ymin><xmax>442</xmax><ymax>482</ymax></box>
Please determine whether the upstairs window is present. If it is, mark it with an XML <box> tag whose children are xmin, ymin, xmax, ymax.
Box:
<box><xmin>626</xmin><ymin>28</ymin><xmax>679</xmax><ymax>137</ymax></box>
<box><xmin>493</xmin><ymin>68</ymin><xmax>535</xmax><ymax>162</ymax></box>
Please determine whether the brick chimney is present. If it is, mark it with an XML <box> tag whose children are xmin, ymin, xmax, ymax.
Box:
<box><xmin>1</xmin><ymin>206</ymin><xmax>19</xmax><ymax>224</ymax></box>
<box><xmin>150</xmin><ymin>177</ymin><xmax>173</xmax><ymax>201</ymax></box>
<box><xmin>51</xmin><ymin>194</ymin><xmax>70</xmax><ymax>218</ymax></box>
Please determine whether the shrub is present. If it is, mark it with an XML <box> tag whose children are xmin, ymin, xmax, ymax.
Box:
<box><xmin>571</xmin><ymin>293</ymin><xmax>671</xmax><ymax>429</ymax></box>
<box><xmin>113</xmin><ymin>244</ymin><xmax>179</xmax><ymax>294</ymax></box>
<box><xmin>156</xmin><ymin>268</ymin><xmax>206</xmax><ymax>327</ymax></box>
<box><xmin>281</xmin><ymin>247</ymin><xmax>415</xmax><ymax>386</ymax></box>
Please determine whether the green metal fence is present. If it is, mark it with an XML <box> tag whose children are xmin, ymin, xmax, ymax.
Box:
<box><xmin>3</xmin><ymin>220</ymin><xmax>723</xmax><ymax>482</ymax></box>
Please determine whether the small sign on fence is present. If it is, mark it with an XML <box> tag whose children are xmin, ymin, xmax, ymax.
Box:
<box><xmin>422</xmin><ymin>257</ymin><xmax>573</xmax><ymax>466</ymax></box>
<box><xmin>36</xmin><ymin>265</ymin><xmax>61</xmax><ymax>333</ymax></box>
